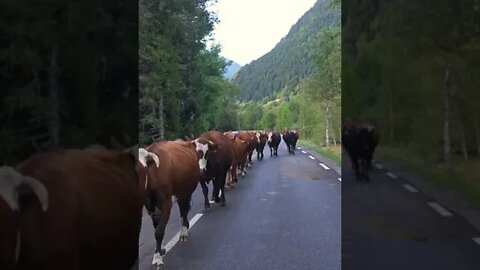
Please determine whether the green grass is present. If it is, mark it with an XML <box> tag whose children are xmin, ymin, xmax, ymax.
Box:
<box><xmin>298</xmin><ymin>139</ymin><xmax>341</xmax><ymax>166</ymax></box>
<box><xmin>377</xmin><ymin>146</ymin><xmax>480</xmax><ymax>211</ymax></box>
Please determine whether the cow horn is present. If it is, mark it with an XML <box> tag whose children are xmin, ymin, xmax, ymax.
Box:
<box><xmin>138</xmin><ymin>148</ymin><xmax>160</xmax><ymax>167</ymax></box>
<box><xmin>0</xmin><ymin>166</ymin><xmax>49</xmax><ymax>212</ymax></box>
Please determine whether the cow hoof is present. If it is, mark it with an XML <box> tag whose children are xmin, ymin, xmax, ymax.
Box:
<box><xmin>179</xmin><ymin>234</ymin><xmax>188</xmax><ymax>241</ymax></box>
<box><xmin>202</xmin><ymin>207</ymin><xmax>210</xmax><ymax>213</ymax></box>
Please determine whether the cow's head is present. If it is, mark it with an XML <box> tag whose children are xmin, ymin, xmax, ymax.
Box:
<box><xmin>132</xmin><ymin>147</ymin><xmax>159</xmax><ymax>190</ymax></box>
<box><xmin>191</xmin><ymin>138</ymin><xmax>221</xmax><ymax>173</ymax></box>
<box><xmin>255</xmin><ymin>132</ymin><xmax>261</xmax><ymax>143</ymax></box>
<box><xmin>267</xmin><ymin>132</ymin><xmax>273</xmax><ymax>143</ymax></box>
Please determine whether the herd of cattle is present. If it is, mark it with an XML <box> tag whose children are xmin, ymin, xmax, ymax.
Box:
<box><xmin>0</xmin><ymin>128</ymin><xmax>299</xmax><ymax>270</ymax></box>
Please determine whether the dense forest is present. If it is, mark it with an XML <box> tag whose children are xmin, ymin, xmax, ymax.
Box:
<box><xmin>233</xmin><ymin>0</ymin><xmax>340</xmax><ymax>102</ymax></box>
<box><xmin>235</xmin><ymin>0</ymin><xmax>341</xmax><ymax>155</ymax></box>
<box><xmin>139</xmin><ymin>0</ymin><xmax>239</xmax><ymax>144</ymax></box>
<box><xmin>0</xmin><ymin>1</ymin><xmax>138</xmax><ymax>165</ymax></box>
<box><xmin>343</xmin><ymin>0</ymin><xmax>480</xmax><ymax>164</ymax></box>
<box><xmin>343</xmin><ymin>0</ymin><xmax>480</xmax><ymax>204</ymax></box>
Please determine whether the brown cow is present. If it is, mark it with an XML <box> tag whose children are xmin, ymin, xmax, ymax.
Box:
<box><xmin>223</xmin><ymin>132</ymin><xmax>250</xmax><ymax>186</ymax></box>
<box><xmin>141</xmin><ymin>140</ymin><xmax>206</xmax><ymax>269</ymax></box>
<box><xmin>238</xmin><ymin>131</ymin><xmax>260</xmax><ymax>168</ymax></box>
<box><xmin>267</xmin><ymin>131</ymin><xmax>281</xmax><ymax>156</ymax></box>
<box><xmin>197</xmin><ymin>131</ymin><xmax>234</xmax><ymax>212</ymax></box>
<box><xmin>0</xmin><ymin>148</ymin><xmax>142</xmax><ymax>270</ymax></box>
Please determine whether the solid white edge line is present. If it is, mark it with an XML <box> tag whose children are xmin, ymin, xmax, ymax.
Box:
<box><xmin>427</xmin><ymin>202</ymin><xmax>453</xmax><ymax>217</ymax></box>
<box><xmin>472</xmin><ymin>237</ymin><xmax>480</xmax><ymax>246</ymax></box>
<box><xmin>386</xmin><ymin>172</ymin><xmax>398</xmax><ymax>179</ymax></box>
<box><xmin>403</xmin><ymin>184</ymin><xmax>418</xmax><ymax>193</ymax></box>
<box><xmin>308</xmin><ymin>155</ymin><xmax>315</xmax><ymax>160</ymax></box>
<box><xmin>164</xmin><ymin>213</ymin><xmax>204</xmax><ymax>254</ymax></box>
<box><xmin>301</xmin><ymin>150</ymin><xmax>307</xmax><ymax>154</ymax></box>
<box><xmin>319</xmin><ymin>163</ymin><xmax>330</xmax><ymax>170</ymax></box>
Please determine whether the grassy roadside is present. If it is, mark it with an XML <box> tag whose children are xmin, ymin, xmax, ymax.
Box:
<box><xmin>297</xmin><ymin>139</ymin><xmax>341</xmax><ymax>166</ymax></box>
<box><xmin>377</xmin><ymin>146</ymin><xmax>480</xmax><ymax>210</ymax></box>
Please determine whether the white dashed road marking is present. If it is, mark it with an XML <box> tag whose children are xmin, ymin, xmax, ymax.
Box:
<box><xmin>301</xmin><ymin>150</ymin><xmax>307</xmax><ymax>154</ymax></box>
<box><xmin>163</xmin><ymin>213</ymin><xmax>203</xmax><ymax>254</ymax></box>
<box><xmin>472</xmin><ymin>237</ymin><xmax>480</xmax><ymax>246</ymax></box>
<box><xmin>403</xmin><ymin>184</ymin><xmax>418</xmax><ymax>193</ymax></box>
<box><xmin>428</xmin><ymin>202</ymin><xmax>453</xmax><ymax>217</ymax></box>
<box><xmin>308</xmin><ymin>155</ymin><xmax>315</xmax><ymax>160</ymax></box>
<box><xmin>386</xmin><ymin>172</ymin><xmax>398</xmax><ymax>179</ymax></box>
<box><xmin>319</xmin><ymin>163</ymin><xmax>330</xmax><ymax>170</ymax></box>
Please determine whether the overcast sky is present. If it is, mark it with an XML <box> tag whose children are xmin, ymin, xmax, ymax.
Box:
<box><xmin>206</xmin><ymin>0</ymin><xmax>317</xmax><ymax>66</ymax></box>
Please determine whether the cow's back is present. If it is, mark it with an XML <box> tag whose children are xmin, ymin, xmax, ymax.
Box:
<box><xmin>146</xmin><ymin>141</ymin><xmax>200</xmax><ymax>196</ymax></box>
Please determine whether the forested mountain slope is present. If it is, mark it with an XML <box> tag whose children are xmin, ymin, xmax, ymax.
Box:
<box><xmin>233</xmin><ymin>0</ymin><xmax>340</xmax><ymax>101</ymax></box>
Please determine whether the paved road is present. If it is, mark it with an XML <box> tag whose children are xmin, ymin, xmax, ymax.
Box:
<box><xmin>342</xmin><ymin>154</ymin><xmax>480</xmax><ymax>270</ymax></box>
<box><xmin>139</xmin><ymin>143</ymin><xmax>341</xmax><ymax>270</ymax></box>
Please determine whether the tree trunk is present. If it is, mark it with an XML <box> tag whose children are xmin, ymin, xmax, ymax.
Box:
<box><xmin>453</xmin><ymin>98</ymin><xmax>468</xmax><ymax>162</ymax></box>
<box><xmin>330</xmin><ymin>111</ymin><xmax>337</xmax><ymax>146</ymax></box>
<box><xmin>158</xmin><ymin>94</ymin><xmax>165</xmax><ymax>141</ymax></box>
<box><xmin>443</xmin><ymin>58</ymin><xmax>452</xmax><ymax>167</ymax></box>
<box><xmin>325</xmin><ymin>104</ymin><xmax>330</xmax><ymax>148</ymax></box>
<box><xmin>48</xmin><ymin>41</ymin><xmax>60</xmax><ymax>148</ymax></box>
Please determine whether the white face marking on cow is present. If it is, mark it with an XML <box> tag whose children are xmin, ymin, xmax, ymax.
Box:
<box><xmin>255</xmin><ymin>132</ymin><xmax>261</xmax><ymax>143</ymax></box>
<box><xmin>152</xmin><ymin>252</ymin><xmax>163</xmax><ymax>266</ymax></box>
<box><xmin>267</xmin><ymin>132</ymin><xmax>273</xmax><ymax>143</ymax></box>
<box><xmin>194</xmin><ymin>139</ymin><xmax>209</xmax><ymax>171</ymax></box>
<box><xmin>0</xmin><ymin>166</ymin><xmax>49</xmax><ymax>212</ymax></box>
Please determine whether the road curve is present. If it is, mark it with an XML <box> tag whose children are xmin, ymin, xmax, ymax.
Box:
<box><xmin>139</xmin><ymin>143</ymin><xmax>341</xmax><ymax>270</ymax></box>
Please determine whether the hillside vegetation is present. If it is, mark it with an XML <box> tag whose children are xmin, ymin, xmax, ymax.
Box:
<box><xmin>233</xmin><ymin>0</ymin><xmax>340</xmax><ymax>102</ymax></box>
<box><xmin>236</xmin><ymin>0</ymin><xmax>341</xmax><ymax>160</ymax></box>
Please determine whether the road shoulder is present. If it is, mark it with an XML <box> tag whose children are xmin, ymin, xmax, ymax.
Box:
<box><xmin>375</xmin><ymin>156</ymin><xmax>480</xmax><ymax>233</ymax></box>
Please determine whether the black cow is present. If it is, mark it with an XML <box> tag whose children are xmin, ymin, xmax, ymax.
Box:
<box><xmin>342</xmin><ymin>122</ymin><xmax>380</xmax><ymax>181</ymax></box>
<box><xmin>267</xmin><ymin>132</ymin><xmax>281</xmax><ymax>156</ymax></box>
<box><xmin>282</xmin><ymin>130</ymin><xmax>299</xmax><ymax>155</ymax></box>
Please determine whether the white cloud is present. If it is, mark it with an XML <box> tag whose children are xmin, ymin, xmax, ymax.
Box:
<box><xmin>207</xmin><ymin>0</ymin><xmax>317</xmax><ymax>66</ymax></box>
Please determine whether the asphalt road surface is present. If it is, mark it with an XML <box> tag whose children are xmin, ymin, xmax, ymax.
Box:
<box><xmin>139</xmin><ymin>143</ymin><xmax>341</xmax><ymax>270</ymax></box>
<box><xmin>342</xmin><ymin>154</ymin><xmax>480</xmax><ymax>270</ymax></box>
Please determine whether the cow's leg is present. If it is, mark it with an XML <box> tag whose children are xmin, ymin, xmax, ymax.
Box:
<box><xmin>200</xmin><ymin>180</ymin><xmax>210</xmax><ymax>212</ymax></box>
<box><xmin>178</xmin><ymin>196</ymin><xmax>192</xmax><ymax>241</ymax></box>
<box><xmin>218</xmin><ymin>171</ymin><xmax>227</xmax><ymax>207</ymax></box>
<box><xmin>151</xmin><ymin>196</ymin><xmax>172</xmax><ymax>269</ymax></box>
<box><xmin>269</xmin><ymin>146</ymin><xmax>273</xmax><ymax>156</ymax></box>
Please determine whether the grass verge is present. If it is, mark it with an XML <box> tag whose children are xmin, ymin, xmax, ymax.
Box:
<box><xmin>377</xmin><ymin>146</ymin><xmax>480</xmax><ymax>211</ymax></box>
<box><xmin>298</xmin><ymin>139</ymin><xmax>341</xmax><ymax>166</ymax></box>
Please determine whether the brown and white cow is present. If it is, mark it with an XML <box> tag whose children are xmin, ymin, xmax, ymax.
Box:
<box><xmin>197</xmin><ymin>131</ymin><xmax>234</xmax><ymax>212</ymax></box>
<box><xmin>140</xmin><ymin>140</ymin><xmax>207</xmax><ymax>269</ymax></box>
<box><xmin>267</xmin><ymin>131</ymin><xmax>281</xmax><ymax>156</ymax></box>
<box><xmin>255</xmin><ymin>132</ymin><xmax>268</xmax><ymax>160</ymax></box>
<box><xmin>0</xmin><ymin>148</ymin><xmax>143</xmax><ymax>270</ymax></box>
